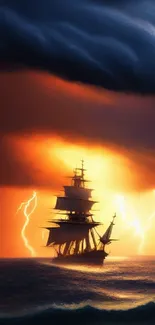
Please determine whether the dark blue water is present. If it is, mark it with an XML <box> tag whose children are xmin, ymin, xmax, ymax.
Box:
<box><xmin>0</xmin><ymin>257</ymin><xmax>155</xmax><ymax>324</ymax></box>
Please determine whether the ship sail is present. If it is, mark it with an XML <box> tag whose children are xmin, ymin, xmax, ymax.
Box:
<box><xmin>100</xmin><ymin>214</ymin><xmax>117</xmax><ymax>245</ymax></box>
<box><xmin>46</xmin><ymin>223</ymin><xmax>97</xmax><ymax>246</ymax></box>
<box><xmin>64</xmin><ymin>186</ymin><xmax>92</xmax><ymax>200</ymax></box>
<box><xmin>55</xmin><ymin>197</ymin><xmax>96</xmax><ymax>212</ymax></box>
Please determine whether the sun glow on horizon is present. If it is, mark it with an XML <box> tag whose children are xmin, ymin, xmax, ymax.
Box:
<box><xmin>52</xmin><ymin>142</ymin><xmax>155</xmax><ymax>255</ymax></box>
<box><xmin>3</xmin><ymin>136</ymin><xmax>155</xmax><ymax>257</ymax></box>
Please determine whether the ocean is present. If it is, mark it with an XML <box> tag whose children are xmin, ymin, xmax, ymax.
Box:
<box><xmin>0</xmin><ymin>257</ymin><xmax>155</xmax><ymax>325</ymax></box>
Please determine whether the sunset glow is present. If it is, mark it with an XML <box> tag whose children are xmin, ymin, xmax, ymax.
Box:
<box><xmin>1</xmin><ymin>72</ymin><xmax>155</xmax><ymax>258</ymax></box>
<box><xmin>2</xmin><ymin>136</ymin><xmax>153</xmax><ymax>258</ymax></box>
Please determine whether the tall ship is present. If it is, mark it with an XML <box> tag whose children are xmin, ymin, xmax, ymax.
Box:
<box><xmin>45</xmin><ymin>160</ymin><xmax>117</xmax><ymax>266</ymax></box>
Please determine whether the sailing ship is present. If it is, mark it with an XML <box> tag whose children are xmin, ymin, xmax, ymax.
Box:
<box><xmin>45</xmin><ymin>160</ymin><xmax>117</xmax><ymax>266</ymax></box>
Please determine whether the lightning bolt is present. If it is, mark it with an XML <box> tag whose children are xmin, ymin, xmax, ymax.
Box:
<box><xmin>16</xmin><ymin>191</ymin><xmax>37</xmax><ymax>257</ymax></box>
<box><xmin>115</xmin><ymin>191</ymin><xmax>155</xmax><ymax>255</ymax></box>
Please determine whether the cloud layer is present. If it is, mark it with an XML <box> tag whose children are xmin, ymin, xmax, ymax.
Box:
<box><xmin>1</xmin><ymin>71</ymin><xmax>155</xmax><ymax>150</ymax></box>
<box><xmin>1</xmin><ymin>71</ymin><xmax>155</xmax><ymax>191</ymax></box>
<box><xmin>1</xmin><ymin>0</ymin><xmax>155</xmax><ymax>93</ymax></box>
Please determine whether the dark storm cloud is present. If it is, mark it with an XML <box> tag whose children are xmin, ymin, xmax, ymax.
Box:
<box><xmin>1</xmin><ymin>72</ymin><xmax>155</xmax><ymax>190</ymax></box>
<box><xmin>0</xmin><ymin>135</ymin><xmax>67</xmax><ymax>189</ymax></box>
<box><xmin>1</xmin><ymin>0</ymin><xmax>155</xmax><ymax>93</ymax></box>
<box><xmin>0</xmin><ymin>136</ymin><xmax>33</xmax><ymax>187</ymax></box>
<box><xmin>1</xmin><ymin>71</ymin><xmax>155</xmax><ymax>150</ymax></box>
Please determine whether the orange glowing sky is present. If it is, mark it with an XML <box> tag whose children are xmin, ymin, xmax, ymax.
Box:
<box><xmin>1</xmin><ymin>71</ymin><xmax>155</xmax><ymax>258</ymax></box>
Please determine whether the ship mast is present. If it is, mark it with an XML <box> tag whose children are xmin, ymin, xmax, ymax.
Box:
<box><xmin>71</xmin><ymin>159</ymin><xmax>87</xmax><ymax>191</ymax></box>
<box><xmin>54</xmin><ymin>159</ymin><xmax>97</xmax><ymax>223</ymax></box>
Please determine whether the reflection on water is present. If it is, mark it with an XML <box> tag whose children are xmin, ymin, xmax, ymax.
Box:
<box><xmin>0</xmin><ymin>256</ymin><xmax>155</xmax><ymax>315</ymax></box>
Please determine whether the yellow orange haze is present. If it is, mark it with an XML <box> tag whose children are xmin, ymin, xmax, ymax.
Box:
<box><xmin>1</xmin><ymin>136</ymin><xmax>155</xmax><ymax>258</ymax></box>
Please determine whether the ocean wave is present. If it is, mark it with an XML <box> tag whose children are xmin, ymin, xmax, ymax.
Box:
<box><xmin>1</xmin><ymin>301</ymin><xmax>155</xmax><ymax>324</ymax></box>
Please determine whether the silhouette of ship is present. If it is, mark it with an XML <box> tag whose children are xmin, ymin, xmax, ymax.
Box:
<box><xmin>45</xmin><ymin>160</ymin><xmax>117</xmax><ymax>266</ymax></box>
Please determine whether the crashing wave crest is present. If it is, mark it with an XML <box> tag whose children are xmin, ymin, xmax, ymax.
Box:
<box><xmin>0</xmin><ymin>301</ymin><xmax>155</xmax><ymax>324</ymax></box>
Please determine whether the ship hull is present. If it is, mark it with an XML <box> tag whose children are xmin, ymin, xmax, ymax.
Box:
<box><xmin>52</xmin><ymin>250</ymin><xmax>108</xmax><ymax>266</ymax></box>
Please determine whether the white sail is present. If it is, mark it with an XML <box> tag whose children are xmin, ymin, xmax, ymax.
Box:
<box><xmin>55</xmin><ymin>197</ymin><xmax>95</xmax><ymax>212</ymax></box>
